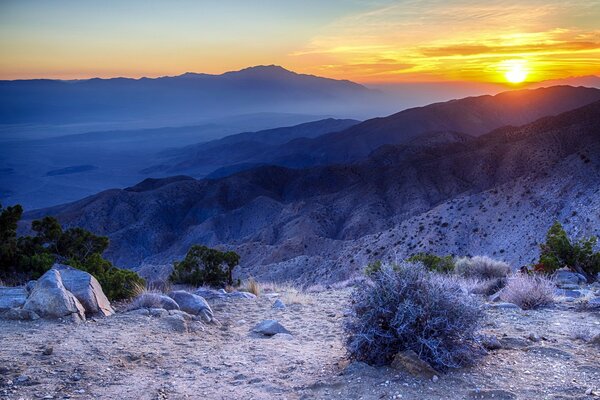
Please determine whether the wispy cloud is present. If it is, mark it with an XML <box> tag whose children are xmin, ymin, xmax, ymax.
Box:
<box><xmin>289</xmin><ymin>0</ymin><xmax>600</xmax><ymax>82</ymax></box>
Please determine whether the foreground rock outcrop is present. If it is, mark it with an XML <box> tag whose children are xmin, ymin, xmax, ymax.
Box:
<box><xmin>1</xmin><ymin>265</ymin><xmax>115</xmax><ymax>323</ymax></box>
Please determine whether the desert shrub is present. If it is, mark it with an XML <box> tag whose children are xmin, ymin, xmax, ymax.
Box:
<box><xmin>461</xmin><ymin>277</ymin><xmax>506</xmax><ymax>296</ymax></box>
<box><xmin>500</xmin><ymin>273</ymin><xmax>555</xmax><ymax>310</ymax></box>
<box><xmin>454</xmin><ymin>256</ymin><xmax>511</xmax><ymax>280</ymax></box>
<box><xmin>345</xmin><ymin>263</ymin><xmax>483</xmax><ymax>370</ymax></box>
<box><xmin>170</xmin><ymin>245</ymin><xmax>240</xmax><ymax>287</ymax></box>
<box><xmin>69</xmin><ymin>254</ymin><xmax>145</xmax><ymax>301</ymax></box>
<box><xmin>364</xmin><ymin>260</ymin><xmax>383</xmax><ymax>276</ymax></box>
<box><xmin>537</xmin><ymin>221</ymin><xmax>600</xmax><ymax>281</ymax></box>
<box><xmin>407</xmin><ymin>253</ymin><xmax>455</xmax><ymax>273</ymax></box>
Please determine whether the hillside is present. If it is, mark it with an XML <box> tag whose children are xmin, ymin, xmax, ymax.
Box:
<box><xmin>23</xmin><ymin>100</ymin><xmax>600</xmax><ymax>281</ymax></box>
<box><xmin>161</xmin><ymin>86</ymin><xmax>600</xmax><ymax>176</ymax></box>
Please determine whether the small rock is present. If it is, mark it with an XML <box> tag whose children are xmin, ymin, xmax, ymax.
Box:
<box><xmin>589</xmin><ymin>333</ymin><xmax>600</xmax><ymax>346</ymax></box>
<box><xmin>390</xmin><ymin>350</ymin><xmax>438</xmax><ymax>379</ymax></box>
<box><xmin>585</xmin><ymin>388</ymin><xmax>593</xmax><ymax>395</ymax></box>
<box><xmin>480</xmin><ymin>335</ymin><xmax>502</xmax><ymax>350</ymax></box>
<box><xmin>527</xmin><ymin>333</ymin><xmax>541</xmax><ymax>342</ymax></box>
<box><xmin>272</xmin><ymin>299</ymin><xmax>286</xmax><ymax>309</ymax></box>
<box><xmin>432</xmin><ymin>375</ymin><xmax>439</xmax><ymax>382</ymax></box>
<box><xmin>15</xmin><ymin>375</ymin><xmax>29</xmax><ymax>383</ymax></box>
<box><xmin>251</xmin><ymin>320</ymin><xmax>291</xmax><ymax>336</ymax></box>
<box><xmin>488</xmin><ymin>302</ymin><xmax>521</xmax><ymax>310</ymax></box>
<box><xmin>148</xmin><ymin>308</ymin><xmax>168</xmax><ymax>318</ymax></box>
<box><xmin>227</xmin><ymin>291</ymin><xmax>257</xmax><ymax>299</ymax></box>
<box><xmin>1</xmin><ymin>308</ymin><xmax>40</xmax><ymax>321</ymax></box>
<box><xmin>161</xmin><ymin>314</ymin><xmax>188</xmax><ymax>333</ymax></box>
<box><xmin>467</xmin><ymin>389</ymin><xmax>516</xmax><ymax>399</ymax></box>
<box><xmin>42</xmin><ymin>346</ymin><xmax>53</xmax><ymax>356</ymax></box>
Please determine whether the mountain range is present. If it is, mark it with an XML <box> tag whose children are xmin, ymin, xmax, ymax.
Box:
<box><xmin>23</xmin><ymin>86</ymin><xmax>600</xmax><ymax>283</ymax></box>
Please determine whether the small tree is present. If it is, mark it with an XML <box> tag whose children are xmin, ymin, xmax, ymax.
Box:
<box><xmin>170</xmin><ymin>245</ymin><xmax>240</xmax><ymax>287</ymax></box>
<box><xmin>537</xmin><ymin>221</ymin><xmax>600</xmax><ymax>281</ymax></box>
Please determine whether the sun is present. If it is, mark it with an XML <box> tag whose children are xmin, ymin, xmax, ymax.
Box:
<box><xmin>502</xmin><ymin>59</ymin><xmax>528</xmax><ymax>84</ymax></box>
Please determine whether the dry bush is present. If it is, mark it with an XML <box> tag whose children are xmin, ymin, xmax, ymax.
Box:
<box><xmin>569</xmin><ymin>326</ymin><xmax>592</xmax><ymax>341</ymax></box>
<box><xmin>500</xmin><ymin>273</ymin><xmax>555</xmax><ymax>310</ymax></box>
<box><xmin>330</xmin><ymin>276</ymin><xmax>368</xmax><ymax>290</ymax></box>
<box><xmin>245</xmin><ymin>277</ymin><xmax>260</xmax><ymax>296</ymax></box>
<box><xmin>127</xmin><ymin>291</ymin><xmax>166</xmax><ymax>310</ymax></box>
<box><xmin>345</xmin><ymin>263</ymin><xmax>484</xmax><ymax>370</ymax></box>
<box><xmin>455</xmin><ymin>256</ymin><xmax>511</xmax><ymax>280</ymax></box>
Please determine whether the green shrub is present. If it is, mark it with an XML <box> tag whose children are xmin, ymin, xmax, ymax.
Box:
<box><xmin>170</xmin><ymin>245</ymin><xmax>240</xmax><ymax>287</ymax></box>
<box><xmin>407</xmin><ymin>252</ymin><xmax>455</xmax><ymax>273</ymax></box>
<box><xmin>0</xmin><ymin>203</ymin><xmax>144</xmax><ymax>300</ymax></box>
<box><xmin>537</xmin><ymin>221</ymin><xmax>600</xmax><ymax>281</ymax></box>
<box><xmin>364</xmin><ymin>260</ymin><xmax>383</xmax><ymax>276</ymax></box>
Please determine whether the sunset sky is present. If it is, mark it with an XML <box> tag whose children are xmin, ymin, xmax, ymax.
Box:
<box><xmin>1</xmin><ymin>0</ymin><xmax>599</xmax><ymax>83</ymax></box>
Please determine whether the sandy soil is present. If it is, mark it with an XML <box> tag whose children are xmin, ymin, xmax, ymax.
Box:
<box><xmin>1</xmin><ymin>289</ymin><xmax>599</xmax><ymax>400</ymax></box>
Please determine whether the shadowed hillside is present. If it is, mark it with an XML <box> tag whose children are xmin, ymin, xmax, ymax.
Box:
<box><xmin>24</xmin><ymin>99</ymin><xmax>600</xmax><ymax>281</ymax></box>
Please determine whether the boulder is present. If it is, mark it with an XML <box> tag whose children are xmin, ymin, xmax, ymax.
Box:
<box><xmin>131</xmin><ymin>293</ymin><xmax>180</xmax><ymax>311</ymax></box>
<box><xmin>480</xmin><ymin>335</ymin><xmax>502</xmax><ymax>350</ymax></box>
<box><xmin>194</xmin><ymin>288</ymin><xmax>227</xmax><ymax>300</ymax></box>
<box><xmin>0</xmin><ymin>286</ymin><xmax>28</xmax><ymax>310</ymax></box>
<box><xmin>23</xmin><ymin>269</ymin><xmax>86</xmax><ymax>322</ymax></box>
<box><xmin>0</xmin><ymin>308</ymin><xmax>40</xmax><ymax>321</ymax></box>
<box><xmin>390</xmin><ymin>350</ymin><xmax>438</xmax><ymax>379</ymax></box>
<box><xmin>168</xmin><ymin>291</ymin><xmax>214</xmax><ymax>322</ymax></box>
<box><xmin>53</xmin><ymin>264</ymin><xmax>114</xmax><ymax>316</ymax></box>
<box><xmin>553</xmin><ymin>270</ymin><xmax>587</xmax><ymax>287</ymax></box>
<box><xmin>251</xmin><ymin>320</ymin><xmax>291</xmax><ymax>336</ymax></box>
<box><xmin>272</xmin><ymin>299</ymin><xmax>286</xmax><ymax>309</ymax></box>
<box><xmin>554</xmin><ymin>289</ymin><xmax>583</xmax><ymax>298</ymax></box>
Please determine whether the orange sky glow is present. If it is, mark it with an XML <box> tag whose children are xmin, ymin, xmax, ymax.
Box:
<box><xmin>0</xmin><ymin>1</ymin><xmax>599</xmax><ymax>83</ymax></box>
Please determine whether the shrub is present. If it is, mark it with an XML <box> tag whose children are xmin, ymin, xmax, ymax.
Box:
<box><xmin>500</xmin><ymin>273</ymin><xmax>555</xmax><ymax>310</ymax></box>
<box><xmin>407</xmin><ymin>253</ymin><xmax>455</xmax><ymax>273</ymax></box>
<box><xmin>454</xmin><ymin>256</ymin><xmax>511</xmax><ymax>280</ymax></box>
<box><xmin>170</xmin><ymin>245</ymin><xmax>240</xmax><ymax>287</ymax></box>
<box><xmin>364</xmin><ymin>260</ymin><xmax>383</xmax><ymax>276</ymax></box>
<box><xmin>245</xmin><ymin>277</ymin><xmax>260</xmax><ymax>296</ymax></box>
<box><xmin>0</xmin><ymin>204</ymin><xmax>143</xmax><ymax>300</ymax></box>
<box><xmin>537</xmin><ymin>221</ymin><xmax>600</xmax><ymax>281</ymax></box>
<box><xmin>345</xmin><ymin>263</ymin><xmax>483</xmax><ymax>370</ymax></box>
<box><xmin>69</xmin><ymin>254</ymin><xmax>145</xmax><ymax>301</ymax></box>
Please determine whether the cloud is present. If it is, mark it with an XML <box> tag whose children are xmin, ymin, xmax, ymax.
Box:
<box><xmin>288</xmin><ymin>0</ymin><xmax>600</xmax><ymax>82</ymax></box>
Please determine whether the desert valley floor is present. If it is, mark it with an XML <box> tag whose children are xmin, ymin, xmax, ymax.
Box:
<box><xmin>1</xmin><ymin>287</ymin><xmax>599</xmax><ymax>400</ymax></box>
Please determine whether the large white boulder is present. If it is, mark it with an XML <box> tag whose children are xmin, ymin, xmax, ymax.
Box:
<box><xmin>23</xmin><ymin>269</ymin><xmax>86</xmax><ymax>323</ymax></box>
<box><xmin>53</xmin><ymin>264</ymin><xmax>115</xmax><ymax>317</ymax></box>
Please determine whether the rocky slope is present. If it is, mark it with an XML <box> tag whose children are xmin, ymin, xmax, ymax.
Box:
<box><xmin>23</xmin><ymin>99</ymin><xmax>600</xmax><ymax>282</ymax></box>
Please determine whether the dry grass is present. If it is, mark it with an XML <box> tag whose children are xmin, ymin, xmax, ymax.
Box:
<box><xmin>245</xmin><ymin>278</ymin><xmax>261</xmax><ymax>297</ymax></box>
<box><xmin>259</xmin><ymin>281</ymin><xmax>313</xmax><ymax>305</ymax></box>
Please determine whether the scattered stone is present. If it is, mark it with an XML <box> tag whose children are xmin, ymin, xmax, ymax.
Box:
<box><xmin>131</xmin><ymin>293</ymin><xmax>180</xmax><ymax>311</ymax></box>
<box><xmin>488</xmin><ymin>302</ymin><xmax>521</xmax><ymax>310</ymax></box>
<box><xmin>126</xmin><ymin>308</ymin><xmax>150</xmax><ymax>316</ymax></box>
<box><xmin>553</xmin><ymin>270</ymin><xmax>587</xmax><ymax>287</ymax></box>
<box><xmin>587</xmin><ymin>333</ymin><xmax>600</xmax><ymax>346</ymax></box>
<box><xmin>0</xmin><ymin>308</ymin><xmax>40</xmax><ymax>321</ymax></box>
<box><xmin>23</xmin><ymin>269</ymin><xmax>86</xmax><ymax>323</ymax></box>
<box><xmin>194</xmin><ymin>288</ymin><xmax>227</xmax><ymax>300</ymax></box>
<box><xmin>228</xmin><ymin>291</ymin><xmax>257</xmax><ymax>299</ymax></box>
<box><xmin>148</xmin><ymin>308</ymin><xmax>168</xmax><ymax>318</ymax></box>
<box><xmin>251</xmin><ymin>320</ymin><xmax>291</xmax><ymax>336</ymax></box>
<box><xmin>527</xmin><ymin>333</ymin><xmax>541</xmax><ymax>342</ymax></box>
<box><xmin>432</xmin><ymin>375</ymin><xmax>439</xmax><ymax>382</ymax></box>
<box><xmin>272</xmin><ymin>299</ymin><xmax>286</xmax><ymax>309</ymax></box>
<box><xmin>42</xmin><ymin>346</ymin><xmax>53</xmax><ymax>356</ymax></box>
<box><xmin>53</xmin><ymin>264</ymin><xmax>115</xmax><ymax>316</ymax></box>
<box><xmin>168</xmin><ymin>291</ymin><xmax>214</xmax><ymax>322</ymax></box>
<box><xmin>554</xmin><ymin>289</ymin><xmax>583</xmax><ymax>298</ymax></box>
<box><xmin>390</xmin><ymin>350</ymin><xmax>438</xmax><ymax>379</ymax></box>
<box><xmin>488</xmin><ymin>290</ymin><xmax>504</xmax><ymax>303</ymax></box>
<box><xmin>167</xmin><ymin>309</ymin><xmax>194</xmax><ymax>321</ymax></box>
<box><xmin>161</xmin><ymin>314</ymin><xmax>188</xmax><ymax>333</ymax></box>
<box><xmin>467</xmin><ymin>389</ymin><xmax>516</xmax><ymax>399</ymax></box>
<box><xmin>525</xmin><ymin>346</ymin><xmax>572</xmax><ymax>359</ymax></box>
<box><xmin>0</xmin><ymin>286</ymin><xmax>28</xmax><ymax>310</ymax></box>
<box><xmin>271</xmin><ymin>333</ymin><xmax>294</xmax><ymax>340</ymax></box>
<box><xmin>480</xmin><ymin>335</ymin><xmax>502</xmax><ymax>350</ymax></box>
<box><xmin>499</xmin><ymin>337</ymin><xmax>529</xmax><ymax>349</ymax></box>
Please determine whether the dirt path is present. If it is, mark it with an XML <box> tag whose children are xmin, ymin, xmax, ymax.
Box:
<box><xmin>1</xmin><ymin>289</ymin><xmax>599</xmax><ymax>400</ymax></box>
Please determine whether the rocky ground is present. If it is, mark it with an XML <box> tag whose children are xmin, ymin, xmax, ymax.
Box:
<box><xmin>1</xmin><ymin>286</ymin><xmax>599</xmax><ymax>400</ymax></box>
